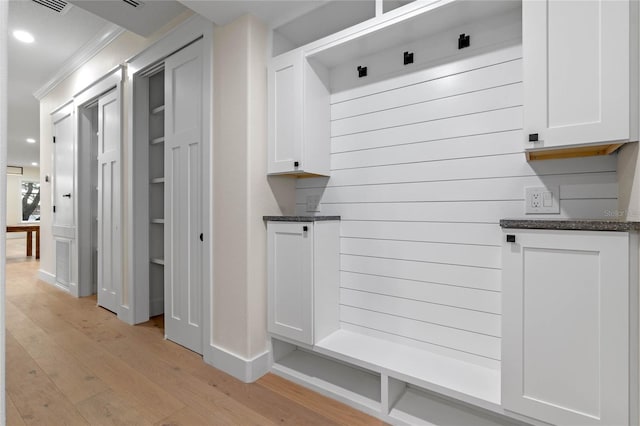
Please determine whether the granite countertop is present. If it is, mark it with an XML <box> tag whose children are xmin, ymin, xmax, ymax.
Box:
<box><xmin>263</xmin><ymin>216</ymin><xmax>340</xmax><ymax>222</ymax></box>
<box><xmin>500</xmin><ymin>219</ymin><xmax>640</xmax><ymax>232</ymax></box>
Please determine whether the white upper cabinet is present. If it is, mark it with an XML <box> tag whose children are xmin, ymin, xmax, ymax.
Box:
<box><xmin>267</xmin><ymin>49</ymin><xmax>330</xmax><ymax>176</ymax></box>
<box><xmin>523</xmin><ymin>0</ymin><xmax>632</xmax><ymax>153</ymax></box>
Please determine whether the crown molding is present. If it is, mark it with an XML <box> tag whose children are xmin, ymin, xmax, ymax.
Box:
<box><xmin>33</xmin><ymin>23</ymin><xmax>125</xmax><ymax>100</ymax></box>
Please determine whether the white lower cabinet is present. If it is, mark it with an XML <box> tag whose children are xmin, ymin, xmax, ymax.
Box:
<box><xmin>266</xmin><ymin>218</ymin><xmax>339</xmax><ymax>345</ymax></box>
<box><xmin>502</xmin><ymin>229</ymin><xmax>638</xmax><ymax>426</ymax></box>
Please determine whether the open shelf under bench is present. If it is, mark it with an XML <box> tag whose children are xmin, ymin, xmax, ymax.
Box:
<box><xmin>317</xmin><ymin>330</ymin><xmax>500</xmax><ymax>407</ymax></box>
<box><xmin>271</xmin><ymin>329</ymin><xmax>520</xmax><ymax>425</ymax></box>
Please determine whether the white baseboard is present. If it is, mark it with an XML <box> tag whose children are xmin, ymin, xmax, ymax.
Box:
<box><xmin>204</xmin><ymin>344</ymin><xmax>270</xmax><ymax>383</ymax></box>
<box><xmin>38</xmin><ymin>269</ymin><xmax>56</xmax><ymax>285</ymax></box>
<box><xmin>117</xmin><ymin>304</ymin><xmax>133</xmax><ymax>325</ymax></box>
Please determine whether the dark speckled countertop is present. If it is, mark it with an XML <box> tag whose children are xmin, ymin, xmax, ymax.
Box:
<box><xmin>500</xmin><ymin>219</ymin><xmax>640</xmax><ymax>232</ymax></box>
<box><xmin>263</xmin><ymin>216</ymin><xmax>340</xmax><ymax>222</ymax></box>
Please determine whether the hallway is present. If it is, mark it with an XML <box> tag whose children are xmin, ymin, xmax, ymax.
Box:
<box><xmin>4</xmin><ymin>239</ymin><xmax>382</xmax><ymax>425</ymax></box>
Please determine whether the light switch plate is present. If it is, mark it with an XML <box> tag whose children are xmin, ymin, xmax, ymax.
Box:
<box><xmin>525</xmin><ymin>186</ymin><xmax>560</xmax><ymax>214</ymax></box>
<box><xmin>306</xmin><ymin>195</ymin><xmax>321</xmax><ymax>212</ymax></box>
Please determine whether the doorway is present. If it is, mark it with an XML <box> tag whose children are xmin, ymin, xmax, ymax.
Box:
<box><xmin>76</xmin><ymin>85</ymin><xmax>122</xmax><ymax>315</ymax></box>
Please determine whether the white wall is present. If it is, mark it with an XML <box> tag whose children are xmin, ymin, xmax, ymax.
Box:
<box><xmin>296</xmin><ymin>44</ymin><xmax>618</xmax><ymax>369</ymax></box>
<box><xmin>6</xmin><ymin>167</ymin><xmax>40</xmax><ymax>235</ymax></box>
<box><xmin>212</xmin><ymin>14</ymin><xmax>295</xmax><ymax>364</ymax></box>
<box><xmin>38</xmin><ymin>11</ymin><xmax>193</xmax><ymax>282</ymax></box>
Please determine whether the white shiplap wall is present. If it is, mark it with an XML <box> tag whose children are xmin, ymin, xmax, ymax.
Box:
<box><xmin>296</xmin><ymin>45</ymin><xmax>618</xmax><ymax>369</ymax></box>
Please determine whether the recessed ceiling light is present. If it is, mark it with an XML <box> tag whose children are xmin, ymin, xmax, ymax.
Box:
<box><xmin>13</xmin><ymin>30</ymin><xmax>35</xmax><ymax>44</ymax></box>
<box><xmin>26</xmin><ymin>138</ymin><xmax>36</xmax><ymax>144</ymax></box>
<box><xmin>31</xmin><ymin>162</ymin><xmax>38</xmax><ymax>166</ymax></box>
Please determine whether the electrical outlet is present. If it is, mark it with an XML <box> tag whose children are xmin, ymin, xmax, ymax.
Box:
<box><xmin>525</xmin><ymin>186</ymin><xmax>560</xmax><ymax>214</ymax></box>
<box><xmin>306</xmin><ymin>195</ymin><xmax>321</xmax><ymax>212</ymax></box>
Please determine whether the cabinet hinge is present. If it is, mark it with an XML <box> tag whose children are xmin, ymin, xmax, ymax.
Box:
<box><xmin>53</xmin><ymin>205</ymin><xmax>56</xmax><ymax>213</ymax></box>
<box><xmin>53</xmin><ymin>136</ymin><xmax>56</xmax><ymax>143</ymax></box>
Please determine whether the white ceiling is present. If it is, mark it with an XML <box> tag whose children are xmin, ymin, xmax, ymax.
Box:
<box><xmin>68</xmin><ymin>0</ymin><xmax>186</xmax><ymax>37</ymax></box>
<box><xmin>178</xmin><ymin>0</ymin><xmax>327</xmax><ymax>28</ymax></box>
<box><xmin>7</xmin><ymin>0</ymin><xmax>110</xmax><ymax>168</ymax></box>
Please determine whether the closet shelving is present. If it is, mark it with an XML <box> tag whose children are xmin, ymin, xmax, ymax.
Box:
<box><xmin>148</xmin><ymin>70</ymin><xmax>165</xmax><ymax>317</ymax></box>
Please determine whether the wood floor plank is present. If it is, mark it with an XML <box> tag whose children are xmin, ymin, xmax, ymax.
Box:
<box><xmin>6</xmin><ymin>332</ymin><xmax>90</xmax><ymax>426</ymax></box>
<box><xmin>7</xmin><ymin>395</ymin><xmax>27</xmax><ymax>426</ymax></box>
<box><xmin>258</xmin><ymin>373</ymin><xmax>388</xmax><ymax>426</ymax></box>
<box><xmin>75</xmin><ymin>390</ymin><xmax>153</xmax><ymax>426</ymax></box>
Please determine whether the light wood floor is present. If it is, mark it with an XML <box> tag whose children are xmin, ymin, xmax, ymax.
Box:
<box><xmin>4</xmin><ymin>239</ymin><xmax>385</xmax><ymax>425</ymax></box>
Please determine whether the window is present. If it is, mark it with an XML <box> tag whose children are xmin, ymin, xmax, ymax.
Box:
<box><xmin>21</xmin><ymin>181</ymin><xmax>40</xmax><ymax>222</ymax></box>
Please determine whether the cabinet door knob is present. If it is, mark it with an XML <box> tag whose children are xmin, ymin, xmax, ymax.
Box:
<box><xmin>528</xmin><ymin>133</ymin><xmax>539</xmax><ymax>142</ymax></box>
<box><xmin>62</xmin><ymin>193</ymin><xmax>71</xmax><ymax>198</ymax></box>
<box><xmin>294</xmin><ymin>161</ymin><xmax>299</xmax><ymax>168</ymax></box>
<box><xmin>200</xmin><ymin>233</ymin><xmax>203</xmax><ymax>242</ymax></box>
<box><xmin>303</xmin><ymin>226</ymin><xmax>308</xmax><ymax>232</ymax></box>
<box><xmin>506</xmin><ymin>234</ymin><xmax>516</xmax><ymax>243</ymax></box>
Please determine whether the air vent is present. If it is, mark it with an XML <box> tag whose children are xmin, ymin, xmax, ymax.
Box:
<box><xmin>122</xmin><ymin>0</ymin><xmax>144</xmax><ymax>8</ymax></box>
<box><xmin>31</xmin><ymin>0</ymin><xmax>71</xmax><ymax>14</ymax></box>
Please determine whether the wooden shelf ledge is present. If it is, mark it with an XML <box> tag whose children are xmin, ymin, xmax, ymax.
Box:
<box><xmin>526</xmin><ymin>143</ymin><xmax>624</xmax><ymax>161</ymax></box>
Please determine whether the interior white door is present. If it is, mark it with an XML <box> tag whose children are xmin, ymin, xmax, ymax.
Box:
<box><xmin>52</xmin><ymin>107</ymin><xmax>74</xmax><ymax>229</ymax></box>
<box><xmin>97</xmin><ymin>90</ymin><xmax>121</xmax><ymax>314</ymax></box>
<box><xmin>164</xmin><ymin>40</ymin><xmax>203</xmax><ymax>354</ymax></box>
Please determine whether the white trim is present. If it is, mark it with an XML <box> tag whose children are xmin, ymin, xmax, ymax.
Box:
<box><xmin>38</xmin><ymin>269</ymin><xmax>57</xmax><ymax>286</ymax></box>
<box><xmin>50</xmin><ymin>100</ymin><xmax>74</xmax><ymax>118</ymax></box>
<box><xmin>73</xmin><ymin>66</ymin><xmax>123</xmax><ymax>104</ymax></box>
<box><xmin>204</xmin><ymin>345</ymin><xmax>270</xmax><ymax>383</ymax></box>
<box><xmin>33</xmin><ymin>23</ymin><xmax>125</xmax><ymax>100</ymax></box>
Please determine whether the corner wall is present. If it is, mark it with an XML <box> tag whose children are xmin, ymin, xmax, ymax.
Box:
<box><xmin>211</xmin><ymin>14</ymin><xmax>295</xmax><ymax>376</ymax></box>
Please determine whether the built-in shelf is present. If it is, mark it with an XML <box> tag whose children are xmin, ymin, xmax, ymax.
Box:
<box><xmin>305</xmin><ymin>0</ymin><xmax>520</xmax><ymax>68</ymax></box>
<box><xmin>272</xmin><ymin>346</ymin><xmax>382</xmax><ymax>412</ymax></box>
<box><xmin>150</xmin><ymin>177</ymin><xmax>165</xmax><ymax>184</ymax></box>
<box><xmin>314</xmin><ymin>330</ymin><xmax>500</xmax><ymax>410</ymax></box>
<box><xmin>150</xmin><ymin>218</ymin><xmax>164</xmax><ymax>224</ymax></box>
<box><xmin>150</xmin><ymin>136</ymin><xmax>165</xmax><ymax>145</ymax></box>
<box><xmin>150</xmin><ymin>258</ymin><xmax>165</xmax><ymax>266</ymax></box>
<box><xmin>151</xmin><ymin>105</ymin><xmax>165</xmax><ymax>115</ymax></box>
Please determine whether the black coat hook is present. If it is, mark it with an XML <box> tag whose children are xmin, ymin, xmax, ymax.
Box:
<box><xmin>458</xmin><ymin>33</ymin><xmax>470</xmax><ymax>49</ymax></box>
<box><xmin>403</xmin><ymin>51</ymin><xmax>414</xmax><ymax>65</ymax></box>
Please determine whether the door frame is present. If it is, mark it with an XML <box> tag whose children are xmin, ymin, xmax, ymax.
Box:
<box><xmin>73</xmin><ymin>68</ymin><xmax>123</xmax><ymax>307</ymax></box>
<box><xmin>126</xmin><ymin>16</ymin><xmax>213</xmax><ymax>332</ymax></box>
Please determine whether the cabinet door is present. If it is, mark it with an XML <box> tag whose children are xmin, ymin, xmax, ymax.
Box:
<box><xmin>267</xmin><ymin>222</ymin><xmax>313</xmax><ymax>344</ymax></box>
<box><xmin>502</xmin><ymin>230</ymin><xmax>629</xmax><ymax>426</ymax></box>
<box><xmin>523</xmin><ymin>0</ymin><xmax>629</xmax><ymax>149</ymax></box>
<box><xmin>268</xmin><ymin>50</ymin><xmax>304</xmax><ymax>174</ymax></box>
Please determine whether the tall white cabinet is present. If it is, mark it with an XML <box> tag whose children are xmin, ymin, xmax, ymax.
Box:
<box><xmin>523</xmin><ymin>0</ymin><xmax>633</xmax><ymax>154</ymax></box>
<box><xmin>501</xmin><ymin>227</ymin><xmax>638</xmax><ymax>426</ymax></box>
